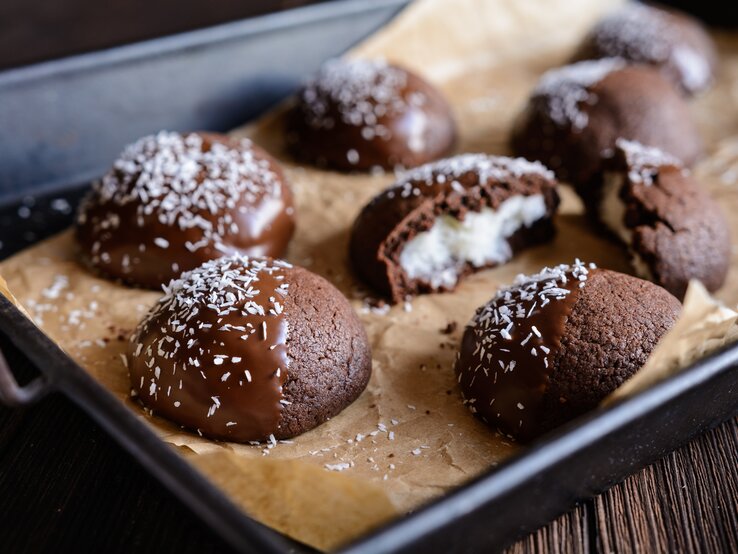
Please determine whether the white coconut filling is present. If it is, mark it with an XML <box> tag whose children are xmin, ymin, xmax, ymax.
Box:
<box><xmin>398</xmin><ymin>194</ymin><xmax>547</xmax><ymax>289</ymax></box>
<box><xmin>598</xmin><ymin>172</ymin><xmax>653</xmax><ymax>280</ymax></box>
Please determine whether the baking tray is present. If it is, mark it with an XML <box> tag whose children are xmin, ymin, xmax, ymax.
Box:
<box><xmin>0</xmin><ymin>1</ymin><xmax>737</xmax><ymax>552</ymax></box>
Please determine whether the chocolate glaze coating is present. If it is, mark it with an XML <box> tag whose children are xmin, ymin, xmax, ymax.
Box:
<box><xmin>76</xmin><ymin>131</ymin><xmax>295</xmax><ymax>289</ymax></box>
<box><xmin>127</xmin><ymin>255</ymin><xmax>372</xmax><ymax>442</ymax></box>
<box><xmin>286</xmin><ymin>59</ymin><xmax>457</xmax><ymax>171</ymax></box>
<box><xmin>573</xmin><ymin>3</ymin><xmax>717</xmax><ymax>96</ymax></box>
<box><xmin>349</xmin><ymin>154</ymin><xmax>560</xmax><ymax>303</ymax></box>
<box><xmin>455</xmin><ymin>262</ymin><xmax>681</xmax><ymax>442</ymax></box>
<box><xmin>581</xmin><ymin>139</ymin><xmax>730</xmax><ymax>299</ymax></box>
<box><xmin>510</xmin><ymin>61</ymin><xmax>703</xmax><ymax>186</ymax></box>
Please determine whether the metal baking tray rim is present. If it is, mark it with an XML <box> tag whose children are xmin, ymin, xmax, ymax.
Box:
<box><xmin>0</xmin><ymin>0</ymin><xmax>405</xmax><ymax>86</ymax></box>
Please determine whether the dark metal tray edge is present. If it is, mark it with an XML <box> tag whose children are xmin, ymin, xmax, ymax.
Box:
<box><xmin>0</xmin><ymin>0</ymin><xmax>404</xmax><ymax>86</ymax></box>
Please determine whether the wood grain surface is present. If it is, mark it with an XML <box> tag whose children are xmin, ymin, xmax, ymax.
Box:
<box><xmin>509</xmin><ymin>420</ymin><xmax>738</xmax><ymax>554</ymax></box>
<box><xmin>0</xmin><ymin>1</ymin><xmax>736</xmax><ymax>552</ymax></box>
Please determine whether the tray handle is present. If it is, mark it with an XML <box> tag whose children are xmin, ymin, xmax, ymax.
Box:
<box><xmin>0</xmin><ymin>346</ymin><xmax>53</xmax><ymax>406</ymax></box>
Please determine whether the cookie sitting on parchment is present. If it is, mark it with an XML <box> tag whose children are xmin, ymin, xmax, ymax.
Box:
<box><xmin>127</xmin><ymin>255</ymin><xmax>372</xmax><ymax>443</ymax></box>
<box><xmin>579</xmin><ymin>138</ymin><xmax>730</xmax><ymax>300</ymax></box>
<box><xmin>511</xmin><ymin>59</ymin><xmax>703</xmax><ymax>186</ymax></box>
<box><xmin>349</xmin><ymin>154</ymin><xmax>560</xmax><ymax>303</ymax></box>
<box><xmin>454</xmin><ymin>261</ymin><xmax>681</xmax><ymax>441</ymax></box>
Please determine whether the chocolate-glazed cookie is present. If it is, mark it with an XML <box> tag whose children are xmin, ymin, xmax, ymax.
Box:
<box><xmin>582</xmin><ymin>139</ymin><xmax>730</xmax><ymax>299</ymax></box>
<box><xmin>286</xmin><ymin>59</ymin><xmax>456</xmax><ymax>171</ymax></box>
<box><xmin>127</xmin><ymin>255</ymin><xmax>372</xmax><ymax>442</ymax></box>
<box><xmin>76</xmin><ymin>131</ymin><xmax>295</xmax><ymax>289</ymax></box>
<box><xmin>510</xmin><ymin>60</ymin><xmax>703</xmax><ymax>186</ymax></box>
<box><xmin>573</xmin><ymin>3</ymin><xmax>717</xmax><ymax>96</ymax></box>
<box><xmin>455</xmin><ymin>261</ymin><xmax>681</xmax><ymax>441</ymax></box>
<box><xmin>349</xmin><ymin>154</ymin><xmax>560</xmax><ymax>303</ymax></box>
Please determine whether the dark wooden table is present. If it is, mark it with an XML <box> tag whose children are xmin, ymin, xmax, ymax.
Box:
<box><xmin>1</xmin><ymin>1</ymin><xmax>737</xmax><ymax>552</ymax></box>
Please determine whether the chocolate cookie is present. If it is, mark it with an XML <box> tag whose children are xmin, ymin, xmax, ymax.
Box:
<box><xmin>286</xmin><ymin>59</ymin><xmax>456</xmax><ymax>171</ymax></box>
<box><xmin>127</xmin><ymin>255</ymin><xmax>372</xmax><ymax>442</ymax></box>
<box><xmin>510</xmin><ymin>60</ymin><xmax>703</xmax><ymax>185</ymax></box>
<box><xmin>581</xmin><ymin>138</ymin><xmax>730</xmax><ymax>299</ymax></box>
<box><xmin>76</xmin><ymin>131</ymin><xmax>295</xmax><ymax>289</ymax></box>
<box><xmin>349</xmin><ymin>154</ymin><xmax>560</xmax><ymax>303</ymax></box>
<box><xmin>455</xmin><ymin>261</ymin><xmax>681</xmax><ymax>441</ymax></box>
<box><xmin>573</xmin><ymin>3</ymin><xmax>717</xmax><ymax>95</ymax></box>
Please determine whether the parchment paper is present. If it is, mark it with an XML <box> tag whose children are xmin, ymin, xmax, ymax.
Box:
<box><xmin>3</xmin><ymin>0</ymin><xmax>738</xmax><ymax>550</ymax></box>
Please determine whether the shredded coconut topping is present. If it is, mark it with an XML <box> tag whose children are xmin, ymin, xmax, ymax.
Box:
<box><xmin>300</xmin><ymin>59</ymin><xmax>412</xmax><ymax>138</ymax></box>
<box><xmin>533</xmin><ymin>58</ymin><xmax>625</xmax><ymax>130</ymax></box>
<box><xmin>468</xmin><ymin>260</ymin><xmax>595</xmax><ymax>374</ymax></box>
<box><xmin>592</xmin><ymin>5</ymin><xmax>673</xmax><ymax>63</ymax></box>
<box><xmin>152</xmin><ymin>255</ymin><xmax>292</xmax><ymax>326</ymax></box>
<box><xmin>390</xmin><ymin>153</ymin><xmax>554</xmax><ymax>198</ymax></box>
<box><xmin>672</xmin><ymin>45</ymin><xmax>711</xmax><ymax>93</ymax></box>
<box><xmin>589</xmin><ymin>4</ymin><xmax>710</xmax><ymax>93</ymax></box>
<box><xmin>131</xmin><ymin>255</ymin><xmax>292</xmax><ymax>414</ymax></box>
<box><xmin>79</xmin><ymin>131</ymin><xmax>282</xmax><ymax>253</ymax></box>
<box><xmin>616</xmin><ymin>138</ymin><xmax>683</xmax><ymax>186</ymax></box>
